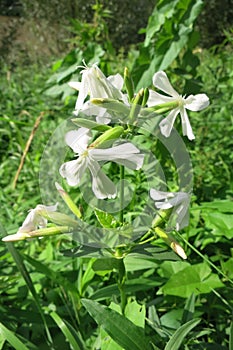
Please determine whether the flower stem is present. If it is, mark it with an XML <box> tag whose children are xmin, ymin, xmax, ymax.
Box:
<box><xmin>119</xmin><ymin>165</ymin><xmax>125</xmax><ymax>224</ymax></box>
<box><xmin>117</xmin><ymin>257</ymin><xmax>127</xmax><ymax>314</ymax></box>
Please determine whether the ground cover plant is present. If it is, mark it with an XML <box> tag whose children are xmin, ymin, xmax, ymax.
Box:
<box><xmin>0</xmin><ymin>1</ymin><xmax>233</xmax><ymax>349</ymax></box>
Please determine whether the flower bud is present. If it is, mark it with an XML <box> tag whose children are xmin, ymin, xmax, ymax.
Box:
<box><xmin>2</xmin><ymin>226</ymin><xmax>71</xmax><ymax>242</ymax></box>
<box><xmin>124</xmin><ymin>67</ymin><xmax>134</xmax><ymax>102</ymax></box>
<box><xmin>154</xmin><ymin>227</ymin><xmax>187</xmax><ymax>259</ymax></box>
<box><xmin>71</xmin><ymin>118</ymin><xmax>111</xmax><ymax>132</ymax></box>
<box><xmin>89</xmin><ymin>126</ymin><xmax>124</xmax><ymax>148</ymax></box>
<box><xmin>55</xmin><ymin>182</ymin><xmax>82</xmax><ymax>218</ymax></box>
<box><xmin>91</xmin><ymin>98</ymin><xmax>130</xmax><ymax>115</ymax></box>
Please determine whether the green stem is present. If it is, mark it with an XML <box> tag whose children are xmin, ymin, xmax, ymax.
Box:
<box><xmin>119</xmin><ymin>165</ymin><xmax>125</xmax><ymax>224</ymax></box>
<box><xmin>117</xmin><ymin>257</ymin><xmax>127</xmax><ymax>314</ymax></box>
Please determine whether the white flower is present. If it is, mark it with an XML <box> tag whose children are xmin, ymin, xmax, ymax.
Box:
<box><xmin>147</xmin><ymin>71</ymin><xmax>209</xmax><ymax>140</ymax></box>
<box><xmin>68</xmin><ymin>63</ymin><xmax>126</xmax><ymax>123</ymax></box>
<box><xmin>18</xmin><ymin>204</ymin><xmax>58</xmax><ymax>233</ymax></box>
<box><xmin>150</xmin><ymin>189</ymin><xmax>190</xmax><ymax>230</ymax></box>
<box><xmin>59</xmin><ymin>128</ymin><xmax>144</xmax><ymax>199</ymax></box>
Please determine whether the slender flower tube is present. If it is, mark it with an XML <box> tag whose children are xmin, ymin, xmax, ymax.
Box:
<box><xmin>17</xmin><ymin>203</ymin><xmax>58</xmax><ymax>234</ymax></box>
<box><xmin>68</xmin><ymin>62</ymin><xmax>127</xmax><ymax>123</ymax></box>
<box><xmin>150</xmin><ymin>189</ymin><xmax>190</xmax><ymax>230</ymax></box>
<box><xmin>59</xmin><ymin>128</ymin><xmax>144</xmax><ymax>199</ymax></box>
<box><xmin>147</xmin><ymin>71</ymin><xmax>209</xmax><ymax>140</ymax></box>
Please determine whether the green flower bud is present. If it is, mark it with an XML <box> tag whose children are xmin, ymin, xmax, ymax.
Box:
<box><xmin>91</xmin><ymin>98</ymin><xmax>130</xmax><ymax>115</ymax></box>
<box><xmin>55</xmin><ymin>182</ymin><xmax>82</xmax><ymax>219</ymax></box>
<box><xmin>90</xmin><ymin>126</ymin><xmax>124</xmax><ymax>148</ymax></box>
<box><xmin>71</xmin><ymin>118</ymin><xmax>111</xmax><ymax>132</ymax></box>
<box><xmin>124</xmin><ymin>67</ymin><xmax>134</xmax><ymax>102</ymax></box>
<box><xmin>2</xmin><ymin>226</ymin><xmax>71</xmax><ymax>242</ymax></box>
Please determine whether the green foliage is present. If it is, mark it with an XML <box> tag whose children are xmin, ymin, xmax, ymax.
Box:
<box><xmin>132</xmin><ymin>0</ymin><xmax>204</xmax><ymax>89</ymax></box>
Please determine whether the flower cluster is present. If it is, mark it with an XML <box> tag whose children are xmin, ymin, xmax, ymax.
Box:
<box><xmin>3</xmin><ymin>62</ymin><xmax>210</xmax><ymax>260</ymax></box>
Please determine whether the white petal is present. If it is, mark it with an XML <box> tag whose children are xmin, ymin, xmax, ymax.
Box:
<box><xmin>68</xmin><ymin>81</ymin><xmax>81</xmax><ymax>90</ymax></box>
<box><xmin>152</xmin><ymin>71</ymin><xmax>179</xmax><ymax>98</ymax></box>
<box><xmin>185</xmin><ymin>94</ymin><xmax>209</xmax><ymax>111</ymax></box>
<box><xmin>159</xmin><ymin>108</ymin><xmax>180</xmax><ymax>137</ymax></box>
<box><xmin>87</xmin><ymin>159</ymin><xmax>116</xmax><ymax>199</ymax></box>
<box><xmin>147</xmin><ymin>90</ymin><xmax>173</xmax><ymax>107</ymax></box>
<box><xmin>74</xmin><ymin>70</ymin><xmax>90</xmax><ymax>111</ymax></box>
<box><xmin>18</xmin><ymin>210</ymin><xmax>37</xmax><ymax>233</ymax></box>
<box><xmin>90</xmin><ymin>143</ymin><xmax>144</xmax><ymax>170</ymax></box>
<box><xmin>81</xmin><ymin>101</ymin><xmax>112</xmax><ymax>124</ymax></box>
<box><xmin>107</xmin><ymin>73</ymin><xmax>124</xmax><ymax>90</ymax></box>
<box><xmin>180</xmin><ymin>107</ymin><xmax>195</xmax><ymax>140</ymax></box>
<box><xmin>59</xmin><ymin>158</ymin><xmax>87</xmax><ymax>186</ymax></box>
<box><xmin>36</xmin><ymin>204</ymin><xmax>58</xmax><ymax>212</ymax></box>
<box><xmin>150</xmin><ymin>189</ymin><xmax>174</xmax><ymax>201</ymax></box>
<box><xmin>65</xmin><ymin>128</ymin><xmax>91</xmax><ymax>153</ymax></box>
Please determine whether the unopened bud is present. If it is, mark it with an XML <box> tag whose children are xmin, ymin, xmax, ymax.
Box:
<box><xmin>90</xmin><ymin>126</ymin><xmax>124</xmax><ymax>148</ymax></box>
<box><xmin>55</xmin><ymin>182</ymin><xmax>82</xmax><ymax>219</ymax></box>
<box><xmin>124</xmin><ymin>67</ymin><xmax>134</xmax><ymax>102</ymax></box>
<box><xmin>91</xmin><ymin>98</ymin><xmax>130</xmax><ymax>115</ymax></box>
<box><xmin>71</xmin><ymin>118</ymin><xmax>111</xmax><ymax>132</ymax></box>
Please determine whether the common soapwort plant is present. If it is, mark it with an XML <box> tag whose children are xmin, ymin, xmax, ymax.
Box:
<box><xmin>3</xmin><ymin>63</ymin><xmax>209</xmax><ymax>262</ymax></box>
<box><xmin>2</xmin><ymin>63</ymin><xmax>209</xmax><ymax>344</ymax></box>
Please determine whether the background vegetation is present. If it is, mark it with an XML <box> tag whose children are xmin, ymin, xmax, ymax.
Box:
<box><xmin>0</xmin><ymin>0</ymin><xmax>233</xmax><ymax>349</ymax></box>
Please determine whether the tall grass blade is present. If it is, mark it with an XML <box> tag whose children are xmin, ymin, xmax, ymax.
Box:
<box><xmin>50</xmin><ymin>311</ymin><xmax>84</xmax><ymax>350</ymax></box>
<box><xmin>0</xmin><ymin>323</ymin><xmax>30</xmax><ymax>350</ymax></box>
<box><xmin>0</xmin><ymin>223</ymin><xmax>54</xmax><ymax>349</ymax></box>
<box><xmin>164</xmin><ymin>318</ymin><xmax>200</xmax><ymax>350</ymax></box>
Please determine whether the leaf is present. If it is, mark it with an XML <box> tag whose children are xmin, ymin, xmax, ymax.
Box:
<box><xmin>94</xmin><ymin>209</ymin><xmax>118</xmax><ymax>228</ymax></box>
<box><xmin>71</xmin><ymin>118</ymin><xmax>111</xmax><ymax>132</ymax></box>
<box><xmin>181</xmin><ymin>294</ymin><xmax>195</xmax><ymax>323</ymax></box>
<box><xmin>124</xmin><ymin>300</ymin><xmax>146</xmax><ymax>329</ymax></box>
<box><xmin>92</xmin><ymin>258</ymin><xmax>119</xmax><ymax>272</ymax></box>
<box><xmin>50</xmin><ymin>312</ymin><xmax>84</xmax><ymax>350</ymax></box>
<box><xmin>100</xmin><ymin>300</ymin><xmax>146</xmax><ymax>350</ymax></box>
<box><xmin>144</xmin><ymin>0</ymin><xmax>180</xmax><ymax>47</ymax></box>
<box><xmin>81</xmin><ymin>299</ymin><xmax>152</xmax><ymax>350</ymax></box>
<box><xmin>161</xmin><ymin>263</ymin><xmax>224</xmax><ymax>297</ymax></box>
<box><xmin>164</xmin><ymin>318</ymin><xmax>201</xmax><ymax>350</ymax></box>
<box><xmin>90</xmin><ymin>278</ymin><xmax>162</xmax><ymax>300</ymax></box>
<box><xmin>230</xmin><ymin>319</ymin><xmax>233</xmax><ymax>350</ymax></box>
<box><xmin>0</xmin><ymin>323</ymin><xmax>30</xmax><ymax>350</ymax></box>
<box><xmin>201</xmin><ymin>212</ymin><xmax>233</xmax><ymax>239</ymax></box>
<box><xmin>198</xmin><ymin>200</ymin><xmax>233</xmax><ymax>213</ymax></box>
<box><xmin>61</xmin><ymin>245</ymin><xmax>112</xmax><ymax>258</ymax></box>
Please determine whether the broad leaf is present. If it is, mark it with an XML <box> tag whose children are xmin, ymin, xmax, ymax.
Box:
<box><xmin>161</xmin><ymin>263</ymin><xmax>224</xmax><ymax>297</ymax></box>
<box><xmin>81</xmin><ymin>299</ymin><xmax>152</xmax><ymax>350</ymax></box>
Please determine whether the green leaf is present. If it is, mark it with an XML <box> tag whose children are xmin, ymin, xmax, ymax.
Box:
<box><xmin>81</xmin><ymin>299</ymin><xmax>152</xmax><ymax>350</ymax></box>
<box><xmin>71</xmin><ymin>118</ymin><xmax>111</xmax><ymax>132</ymax></box>
<box><xmin>181</xmin><ymin>294</ymin><xmax>195</xmax><ymax>323</ymax></box>
<box><xmin>90</xmin><ymin>278</ymin><xmax>162</xmax><ymax>300</ymax></box>
<box><xmin>50</xmin><ymin>312</ymin><xmax>84</xmax><ymax>350</ymax></box>
<box><xmin>164</xmin><ymin>318</ymin><xmax>201</xmax><ymax>350</ymax></box>
<box><xmin>92</xmin><ymin>258</ymin><xmax>119</xmax><ymax>272</ymax></box>
<box><xmin>124</xmin><ymin>300</ymin><xmax>146</xmax><ymax>329</ymax></box>
<box><xmin>230</xmin><ymin>319</ymin><xmax>233</xmax><ymax>350</ymax></box>
<box><xmin>161</xmin><ymin>263</ymin><xmax>224</xmax><ymax>297</ymax></box>
<box><xmin>198</xmin><ymin>200</ymin><xmax>233</xmax><ymax>213</ymax></box>
<box><xmin>144</xmin><ymin>0</ymin><xmax>180</xmax><ymax>47</ymax></box>
<box><xmin>201</xmin><ymin>212</ymin><xmax>233</xmax><ymax>239</ymax></box>
<box><xmin>94</xmin><ymin>209</ymin><xmax>118</xmax><ymax>228</ymax></box>
<box><xmin>0</xmin><ymin>323</ymin><xmax>30</xmax><ymax>350</ymax></box>
<box><xmin>61</xmin><ymin>245</ymin><xmax>112</xmax><ymax>258</ymax></box>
